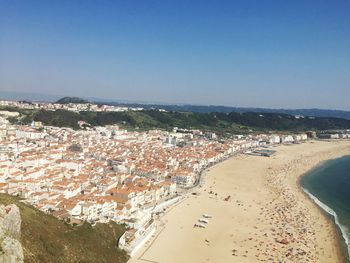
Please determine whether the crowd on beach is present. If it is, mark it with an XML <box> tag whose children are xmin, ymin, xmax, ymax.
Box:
<box><xmin>197</xmin><ymin>149</ymin><xmax>342</xmax><ymax>262</ymax></box>
<box><xmin>256</xmin><ymin>156</ymin><xmax>336</xmax><ymax>262</ymax></box>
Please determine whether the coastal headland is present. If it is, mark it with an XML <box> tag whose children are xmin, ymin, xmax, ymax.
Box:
<box><xmin>129</xmin><ymin>140</ymin><xmax>350</xmax><ymax>263</ymax></box>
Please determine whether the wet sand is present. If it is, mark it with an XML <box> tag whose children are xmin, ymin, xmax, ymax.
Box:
<box><xmin>129</xmin><ymin>140</ymin><xmax>350</xmax><ymax>263</ymax></box>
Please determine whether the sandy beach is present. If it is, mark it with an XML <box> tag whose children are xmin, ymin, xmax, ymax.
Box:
<box><xmin>129</xmin><ymin>140</ymin><xmax>350</xmax><ymax>263</ymax></box>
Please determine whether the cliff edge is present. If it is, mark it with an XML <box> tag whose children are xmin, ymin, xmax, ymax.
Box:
<box><xmin>0</xmin><ymin>204</ymin><xmax>24</xmax><ymax>263</ymax></box>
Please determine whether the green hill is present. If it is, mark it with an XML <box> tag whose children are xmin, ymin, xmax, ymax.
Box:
<box><xmin>56</xmin><ymin>97</ymin><xmax>89</xmax><ymax>104</ymax></box>
<box><xmin>5</xmin><ymin>104</ymin><xmax>350</xmax><ymax>133</ymax></box>
<box><xmin>31</xmin><ymin>109</ymin><xmax>350</xmax><ymax>133</ymax></box>
<box><xmin>0</xmin><ymin>194</ymin><xmax>129</xmax><ymax>263</ymax></box>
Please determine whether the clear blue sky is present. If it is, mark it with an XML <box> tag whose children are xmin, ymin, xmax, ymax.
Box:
<box><xmin>0</xmin><ymin>0</ymin><xmax>349</xmax><ymax>109</ymax></box>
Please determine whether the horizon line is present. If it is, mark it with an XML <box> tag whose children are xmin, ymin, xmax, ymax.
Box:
<box><xmin>1</xmin><ymin>90</ymin><xmax>350</xmax><ymax>112</ymax></box>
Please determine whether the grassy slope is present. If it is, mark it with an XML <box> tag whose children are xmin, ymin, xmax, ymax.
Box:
<box><xmin>0</xmin><ymin>194</ymin><xmax>129</xmax><ymax>263</ymax></box>
<box><xmin>4</xmin><ymin>106</ymin><xmax>350</xmax><ymax>132</ymax></box>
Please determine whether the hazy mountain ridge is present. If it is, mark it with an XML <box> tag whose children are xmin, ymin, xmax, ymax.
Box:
<box><xmin>1</xmin><ymin>92</ymin><xmax>350</xmax><ymax>120</ymax></box>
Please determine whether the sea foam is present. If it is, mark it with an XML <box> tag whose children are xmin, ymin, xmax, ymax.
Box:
<box><xmin>302</xmin><ymin>187</ymin><xmax>350</xmax><ymax>260</ymax></box>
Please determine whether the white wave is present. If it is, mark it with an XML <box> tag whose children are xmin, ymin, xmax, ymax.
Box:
<box><xmin>302</xmin><ymin>187</ymin><xmax>350</xmax><ymax>260</ymax></box>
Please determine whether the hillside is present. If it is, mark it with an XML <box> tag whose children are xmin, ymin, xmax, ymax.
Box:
<box><xmin>4</xmin><ymin>105</ymin><xmax>350</xmax><ymax>133</ymax></box>
<box><xmin>56</xmin><ymin>97</ymin><xmax>89</xmax><ymax>104</ymax></box>
<box><xmin>30</xmin><ymin>109</ymin><xmax>350</xmax><ymax>133</ymax></box>
<box><xmin>102</xmin><ymin>102</ymin><xmax>350</xmax><ymax>120</ymax></box>
<box><xmin>34</xmin><ymin>109</ymin><xmax>84</xmax><ymax>129</ymax></box>
<box><xmin>0</xmin><ymin>194</ymin><xmax>129</xmax><ymax>263</ymax></box>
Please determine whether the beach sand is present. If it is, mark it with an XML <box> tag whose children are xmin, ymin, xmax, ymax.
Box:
<box><xmin>129</xmin><ymin>140</ymin><xmax>350</xmax><ymax>263</ymax></box>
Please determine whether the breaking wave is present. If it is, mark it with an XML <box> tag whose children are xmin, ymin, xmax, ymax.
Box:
<box><xmin>302</xmin><ymin>187</ymin><xmax>350</xmax><ymax>260</ymax></box>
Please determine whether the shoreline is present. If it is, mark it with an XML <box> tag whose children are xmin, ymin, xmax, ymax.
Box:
<box><xmin>269</xmin><ymin>140</ymin><xmax>350</xmax><ymax>263</ymax></box>
<box><xmin>129</xmin><ymin>140</ymin><xmax>350</xmax><ymax>263</ymax></box>
<box><xmin>297</xmin><ymin>162</ymin><xmax>345</xmax><ymax>263</ymax></box>
<box><xmin>297</xmin><ymin>156</ymin><xmax>350</xmax><ymax>263</ymax></box>
<box><xmin>300</xmin><ymin>186</ymin><xmax>348</xmax><ymax>263</ymax></box>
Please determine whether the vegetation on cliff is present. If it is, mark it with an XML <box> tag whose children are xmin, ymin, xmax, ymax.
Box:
<box><xmin>0</xmin><ymin>194</ymin><xmax>129</xmax><ymax>263</ymax></box>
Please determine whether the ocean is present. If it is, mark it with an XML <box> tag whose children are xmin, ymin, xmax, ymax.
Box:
<box><xmin>300</xmin><ymin>155</ymin><xmax>350</xmax><ymax>262</ymax></box>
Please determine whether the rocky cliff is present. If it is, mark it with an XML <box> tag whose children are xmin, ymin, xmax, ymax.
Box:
<box><xmin>0</xmin><ymin>204</ymin><xmax>24</xmax><ymax>263</ymax></box>
<box><xmin>0</xmin><ymin>193</ymin><xmax>128</xmax><ymax>263</ymax></box>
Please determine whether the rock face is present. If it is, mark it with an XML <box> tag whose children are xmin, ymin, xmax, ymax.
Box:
<box><xmin>0</xmin><ymin>204</ymin><xmax>24</xmax><ymax>263</ymax></box>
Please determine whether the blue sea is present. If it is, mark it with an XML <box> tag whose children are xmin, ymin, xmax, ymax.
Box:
<box><xmin>300</xmin><ymin>156</ymin><xmax>350</xmax><ymax>262</ymax></box>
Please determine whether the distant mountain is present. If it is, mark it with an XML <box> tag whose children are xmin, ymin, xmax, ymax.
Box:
<box><xmin>1</xmin><ymin>91</ymin><xmax>350</xmax><ymax>120</ymax></box>
<box><xmin>0</xmin><ymin>90</ymin><xmax>61</xmax><ymax>102</ymax></box>
<box><xmin>56</xmin><ymin>97</ymin><xmax>89</xmax><ymax>104</ymax></box>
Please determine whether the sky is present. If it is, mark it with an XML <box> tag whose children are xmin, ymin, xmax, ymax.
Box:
<box><xmin>0</xmin><ymin>0</ymin><xmax>350</xmax><ymax>109</ymax></box>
